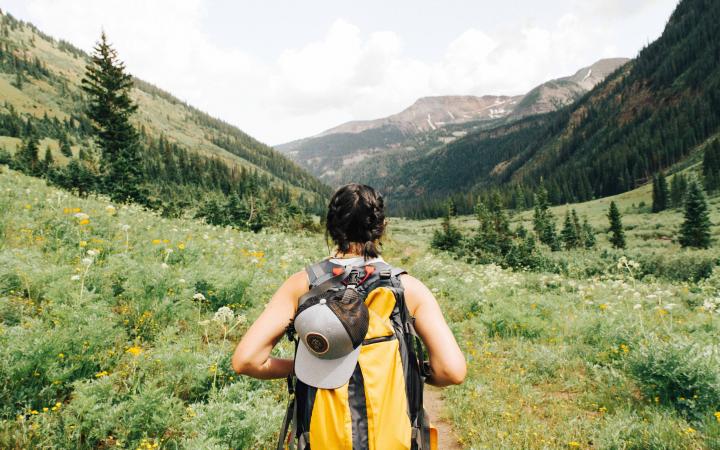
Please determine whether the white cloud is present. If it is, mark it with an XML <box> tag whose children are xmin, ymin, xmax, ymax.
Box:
<box><xmin>8</xmin><ymin>0</ymin><xmax>677</xmax><ymax>144</ymax></box>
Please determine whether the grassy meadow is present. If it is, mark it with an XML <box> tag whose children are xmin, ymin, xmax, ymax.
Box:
<box><xmin>1</xmin><ymin>165</ymin><xmax>720</xmax><ymax>449</ymax></box>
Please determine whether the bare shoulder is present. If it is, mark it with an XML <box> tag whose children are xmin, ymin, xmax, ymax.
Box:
<box><xmin>267</xmin><ymin>270</ymin><xmax>309</xmax><ymax>312</ymax></box>
<box><xmin>398</xmin><ymin>273</ymin><xmax>435</xmax><ymax>315</ymax></box>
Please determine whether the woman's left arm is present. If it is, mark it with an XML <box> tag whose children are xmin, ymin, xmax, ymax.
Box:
<box><xmin>231</xmin><ymin>270</ymin><xmax>307</xmax><ymax>379</ymax></box>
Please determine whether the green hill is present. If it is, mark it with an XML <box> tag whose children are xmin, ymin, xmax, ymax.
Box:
<box><xmin>0</xmin><ymin>11</ymin><xmax>331</xmax><ymax>218</ymax></box>
<box><xmin>380</xmin><ymin>0</ymin><xmax>720</xmax><ymax>218</ymax></box>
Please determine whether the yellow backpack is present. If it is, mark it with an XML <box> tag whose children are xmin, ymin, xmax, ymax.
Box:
<box><xmin>278</xmin><ymin>259</ymin><xmax>436</xmax><ymax>450</ymax></box>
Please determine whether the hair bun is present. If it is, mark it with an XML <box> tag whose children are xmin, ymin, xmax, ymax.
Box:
<box><xmin>325</xmin><ymin>184</ymin><xmax>386</xmax><ymax>259</ymax></box>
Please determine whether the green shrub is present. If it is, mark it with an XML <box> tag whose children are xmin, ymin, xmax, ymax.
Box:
<box><xmin>627</xmin><ymin>337</ymin><xmax>720</xmax><ymax>420</ymax></box>
<box><xmin>593</xmin><ymin>409</ymin><xmax>703</xmax><ymax>449</ymax></box>
<box><xmin>481</xmin><ymin>304</ymin><xmax>546</xmax><ymax>339</ymax></box>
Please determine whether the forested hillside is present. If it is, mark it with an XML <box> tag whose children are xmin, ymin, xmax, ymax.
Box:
<box><xmin>278</xmin><ymin>59</ymin><xmax>627</xmax><ymax>188</ymax></box>
<box><xmin>0</xmin><ymin>11</ymin><xmax>331</xmax><ymax>224</ymax></box>
<box><xmin>381</xmin><ymin>0</ymin><xmax>720</xmax><ymax>218</ymax></box>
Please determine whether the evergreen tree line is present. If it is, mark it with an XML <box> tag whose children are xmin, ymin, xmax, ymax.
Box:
<box><xmin>431</xmin><ymin>179</ymin><xmax>713</xmax><ymax>272</ymax></box>
<box><xmin>0</xmin><ymin>30</ymin><xmax>327</xmax><ymax>230</ymax></box>
<box><xmin>431</xmin><ymin>187</ymin><xmax>598</xmax><ymax>272</ymax></box>
<box><xmin>400</xmin><ymin>139</ymin><xmax>720</xmax><ymax>220</ymax></box>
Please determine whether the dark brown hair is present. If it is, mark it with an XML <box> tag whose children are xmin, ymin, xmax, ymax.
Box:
<box><xmin>325</xmin><ymin>183</ymin><xmax>386</xmax><ymax>259</ymax></box>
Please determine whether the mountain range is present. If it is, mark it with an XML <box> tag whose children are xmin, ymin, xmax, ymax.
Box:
<box><xmin>280</xmin><ymin>0</ymin><xmax>719</xmax><ymax>219</ymax></box>
<box><xmin>276</xmin><ymin>58</ymin><xmax>629</xmax><ymax>186</ymax></box>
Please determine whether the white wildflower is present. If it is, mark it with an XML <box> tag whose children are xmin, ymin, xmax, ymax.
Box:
<box><xmin>87</xmin><ymin>249</ymin><xmax>99</xmax><ymax>257</ymax></box>
<box><xmin>161</xmin><ymin>263</ymin><xmax>169</xmax><ymax>269</ymax></box>
<box><xmin>213</xmin><ymin>306</ymin><xmax>234</xmax><ymax>324</ymax></box>
<box><xmin>633</xmin><ymin>304</ymin><xmax>642</xmax><ymax>310</ymax></box>
<box><xmin>74</xmin><ymin>212</ymin><xmax>89</xmax><ymax>220</ymax></box>
<box><xmin>193</xmin><ymin>293</ymin><xmax>206</xmax><ymax>302</ymax></box>
<box><xmin>71</xmin><ymin>275</ymin><xmax>81</xmax><ymax>281</ymax></box>
<box><xmin>81</xmin><ymin>257</ymin><xmax>93</xmax><ymax>266</ymax></box>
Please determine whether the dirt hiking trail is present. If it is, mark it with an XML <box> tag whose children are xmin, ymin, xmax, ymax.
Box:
<box><xmin>425</xmin><ymin>386</ymin><xmax>463</xmax><ymax>450</ymax></box>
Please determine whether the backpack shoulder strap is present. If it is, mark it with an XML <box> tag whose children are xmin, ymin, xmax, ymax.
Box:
<box><xmin>304</xmin><ymin>258</ymin><xmax>337</xmax><ymax>289</ymax></box>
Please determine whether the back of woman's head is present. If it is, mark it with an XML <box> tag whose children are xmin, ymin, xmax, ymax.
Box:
<box><xmin>326</xmin><ymin>183</ymin><xmax>386</xmax><ymax>259</ymax></box>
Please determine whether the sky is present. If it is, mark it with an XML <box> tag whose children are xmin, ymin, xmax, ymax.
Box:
<box><xmin>1</xmin><ymin>0</ymin><xmax>679</xmax><ymax>145</ymax></box>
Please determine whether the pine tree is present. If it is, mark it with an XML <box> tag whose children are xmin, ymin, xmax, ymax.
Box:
<box><xmin>60</xmin><ymin>134</ymin><xmax>73</xmax><ymax>157</ymax></box>
<box><xmin>652</xmin><ymin>173</ymin><xmax>669</xmax><ymax>212</ymax></box>
<box><xmin>431</xmin><ymin>202</ymin><xmax>463</xmax><ymax>251</ymax></box>
<box><xmin>15</xmin><ymin>132</ymin><xmax>40</xmax><ymax>176</ymax></box>
<box><xmin>670</xmin><ymin>173</ymin><xmax>688</xmax><ymax>208</ymax></box>
<box><xmin>42</xmin><ymin>146</ymin><xmax>53</xmax><ymax>173</ymax></box>
<box><xmin>581</xmin><ymin>216</ymin><xmax>596</xmax><ymax>249</ymax></box>
<box><xmin>703</xmin><ymin>140</ymin><xmax>720</xmax><ymax>193</ymax></box>
<box><xmin>678</xmin><ymin>180</ymin><xmax>712</xmax><ymax>249</ymax></box>
<box><xmin>81</xmin><ymin>31</ymin><xmax>147</xmax><ymax>205</ymax></box>
<box><xmin>607</xmin><ymin>201</ymin><xmax>626</xmax><ymax>249</ymax></box>
<box><xmin>561</xmin><ymin>209</ymin><xmax>581</xmax><ymax>250</ymax></box>
<box><xmin>532</xmin><ymin>185</ymin><xmax>560</xmax><ymax>251</ymax></box>
<box><xmin>13</xmin><ymin>70</ymin><xmax>22</xmax><ymax>90</ymax></box>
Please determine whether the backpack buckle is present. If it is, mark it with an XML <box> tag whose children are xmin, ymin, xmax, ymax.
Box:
<box><xmin>379</xmin><ymin>269</ymin><xmax>391</xmax><ymax>279</ymax></box>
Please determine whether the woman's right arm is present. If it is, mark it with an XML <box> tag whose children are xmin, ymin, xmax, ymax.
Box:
<box><xmin>400</xmin><ymin>274</ymin><xmax>467</xmax><ymax>387</ymax></box>
<box><xmin>230</xmin><ymin>270</ymin><xmax>307</xmax><ymax>379</ymax></box>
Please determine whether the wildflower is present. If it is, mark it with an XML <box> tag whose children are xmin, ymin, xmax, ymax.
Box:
<box><xmin>126</xmin><ymin>346</ymin><xmax>143</xmax><ymax>356</ymax></box>
<box><xmin>213</xmin><ymin>306</ymin><xmax>235</xmax><ymax>324</ymax></box>
<box><xmin>71</xmin><ymin>275</ymin><xmax>81</xmax><ymax>281</ymax></box>
<box><xmin>178</xmin><ymin>278</ymin><xmax>186</xmax><ymax>284</ymax></box>
<box><xmin>87</xmin><ymin>249</ymin><xmax>99</xmax><ymax>257</ymax></box>
<box><xmin>95</xmin><ymin>370</ymin><xmax>109</xmax><ymax>378</ymax></box>
<box><xmin>79</xmin><ymin>218</ymin><xmax>90</xmax><ymax>225</ymax></box>
<box><xmin>160</xmin><ymin>263</ymin><xmax>169</xmax><ymax>269</ymax></box>
<box><xmin>684</xmin><ymin>427</ymin><xmax>696</xmax><ymax>435</ymax></box>
<box><xmin>598</xmin><ymin>303</ymin><xmax>608</xmax><ymax>311</ymax></box>
<box><xmin>178</xmin><ymin>243</ymin><xmax>185</xmax><ymax>250</ymax></box>
<box><xmin>568</xmin><ymin>442</ymin><xmax>581</xmax><ymax>448</ymax></box>
<box><xmin>57</xmin><ymin>353</ymin><xmax>64</xmax><ymax>359</ymax></box>
<box><xmin>30</xmin><ymin>410</ymin><xmax>38</xmax><ymax>415</ymax></box>
<box><xmin>714</xmin><ymin>411</ymin><xmax>720</xmax><ymax>423</ymax></box>
<box><xmin>106</xmin><ymin>205</ymin><xmax>116</xmax><ymax>214</ymax></box>
<box><xmin>42</xmin><ymin>407</ymin><xmax>48</xmax><ymax>412</ymax></box>
<box><xmin>121</xmin><ymin>224</ymin><xmax>130</xmax><ymax>232</ymax></box>
<box><xmin>165</xmin><ymin>248</ymin><xmax>173</xmax><ymax>254</ymax></box>
<box><xmin>79</xmin><ymin>240</ymin><xmax>87</xmax><ymax>247</ymax></box>
<box><xmin>193</xmin><ymin>293</ymin><xmax>207</xmax><ymax>302</ymax></box>
<box><xmin>633</xmin><ymin>303</ymin><xmax>642</xmax><ymax>310</ymax></box>
<box><xmin>151</xmin><ymin>239</ymin><xmax>161</xmax><ymax>245</ymax></box>
<box><xmin>81</xmin><ymin>257</ymin><xmax>93</xmax><ymax>266</ymax></box>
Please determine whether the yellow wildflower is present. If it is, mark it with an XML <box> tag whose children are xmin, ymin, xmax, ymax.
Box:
<box><xmin>79</xmin><ymin>219</ymin><xmax>90</xmax><ymax>225</ymax></box>
<box><xmin>685</xmin><ymin>427</ymin><xmax>695</xmax><ymax>435</ymax></box>
<box><xmin>79</xmin><ymin>241</ymin><xmax>87</xmax><ymax>247</ymax></box>
<box><xmin>42</xmin><ymin>407</ymin><xmax>48</xmax><ymax>412</ymax></box>
<box><xmin>598</xmin><ymin>303</ymin><xmax>608</xmax><ymax>311</ymax></box>
<box><xmin>151</xmin><ymin>239</ymin><xmax>161</xmax><ymax>245</ymax></box>
<box><xmin>714</xmin><ymin>411</ymin><xmax>720</xmax><ymax>423</ymax></box>
<box><xmin>95</xmin><ymin>370</ymin><xmax>109</xmax><ymax>378</ymax></box>
<box><xmin>30</xmin><ymin>410</ymin><xmax>38</xmax><ymax>415</ymax></box>
<box><xmin>178</xmin><ymin>242</ymin><xmax>185</xmax><ymax>250</ymax></box>
<box><xmin>126</xmin><ymin>346</ymin><xmax>143</xmax><ymax>356</ymax></box>
<box><xmin>568</xmin><ymin>442</ymin><xmax>581</xmax><ymax>448</ymax></box>
<box><xmin>57</xmin><ymin>353</ymin><xmax>64</xmax><ymax>359</ymax></box>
